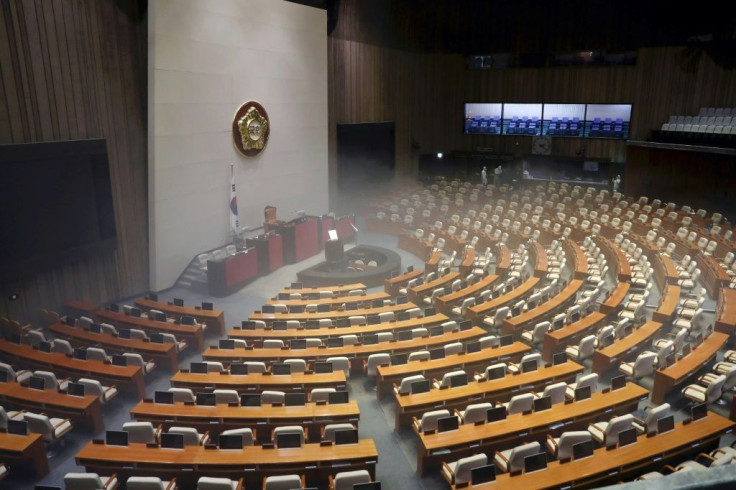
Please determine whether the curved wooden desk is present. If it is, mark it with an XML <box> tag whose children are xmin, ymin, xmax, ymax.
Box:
<box><xmin>170</xmin><ymin>370</ymin><xmax>347</xmax><ymax>393</ymax></box>
<box><xmin>0</xmin><ymin>432</ymin><xmax>48</xmax><ymax>477</ymax></box>
<box><xmin>467</xmin><ymin>277</ymin><xmax>540</xmax><ymax>325</ymax></box>
<box><xmin>502</xmin><ymin>280</ymin><xmax>584</xmax><ymax>337</ymax></box>
<box><xmin>591</xmin><ymin>320</ymin><xmax>665</xmax><ymax>375</ymax></box>
<box><xmin>250</xmin><ymin>302</ymin><xmax>418</xmax><ymax>324</ymax></box>
<box><xmin>435</xmin><ymin>275</ymin><xmax>500</xmax><ymax>314</ymax></box>
<box><xmin>541</xmin><ymin>311</ymin><xmax>607</xmax><ymax>361</ymax></box>
<box><xmin>384</xmin><ymin>268</ymin><xmax>424</xmax><ymax>295</ymax></box>
<box><xmin>95</xmin><ymin>309</ymin><xmax>205</xmax><ymax>352</ymax></box>
<box><xmin>76</xmin><ymin>439</ymin><xmax>378</xmax><ymax>488</ymax></box>
<box><xmin>134</xmin><ymin>297</ymin><xmax>225</xmax><ymax>335</ymax></box>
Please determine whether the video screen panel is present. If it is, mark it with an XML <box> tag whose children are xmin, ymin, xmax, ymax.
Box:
<box><xmin>542</xmin><ymin>104</ymin><xmax>586</xmax><ymax>137</ymax></box>
<box><xmin>584</xmin><ymin>104</ymin><xmax>631</xmax><ymax>139</ymax></box>
<box><xmin>502</xmin><ymin>103</ymin><xmax>543</xmax><ymax>136</ymax></box>
<box><xmin>464</xmin><ymin>103</ymin><xmax>503</xmax><ymax>135</ymax></box>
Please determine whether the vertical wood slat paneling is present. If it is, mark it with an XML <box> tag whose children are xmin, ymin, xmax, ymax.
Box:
<box><xmin>0</xmin><ymin>0</ymin><xmax>147</xmax><ymax>325</ymax></box>
<box><xmin>328</xmin><ymin>38</ymin><xmax>736</xmax><ymax>199</ymax></box>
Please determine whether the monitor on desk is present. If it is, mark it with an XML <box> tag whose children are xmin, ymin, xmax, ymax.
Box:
<box><xmin>552</xmin><ymin>352</ymin><xmax>567</xmax><ymax>365</ymax></box>
<box><xmin>285</xmin><ymin>393</ymin><xmax>306</xmax><ymax>406</ymax></box>
<box><xmin>523</xmin><ymin>452</ymin><xmax>548</xmax><ymax>474</ymax></box>
<box><xmin>533</xmin><ymin>395</ymin><xmax>552</xmax><ymax>412</ymax></box>
<box><xmin>500</xmin><ymin>335</ymin><xmax>513</xmax><ymax>347</ymax></box>
<box><xmin>657</xmin><ymin>414</ymin><xmax>675</xmax><ymax>434</ymax></box>
<box><xmin>219</xmin><ymin>434</ymin><xmax>244</xmax><ymax>450</ymax></box>
<box><xmin>0</xmin><ymin>371</ymin><xmax>7</xmax><ymax>383</ymax></box>
<box><xmin>64</xmin><ymin>316</ymin><xmax>77</xmax><ymax>326</ymax></box>
<box><xmin>411</xmin><ymin>379</ymin><xmax>430</xmax><ymax>394</ymax></box>
<box><xmin>105</xmin><ymin>430</ymin><xmax>128</xmax><ymax>446</ymax></box>
<box><xmin>397</xmin><ymin>312</ymin><xmax>410</xmax><ymax>321</ymax></box>
<box><xmin>317</xmin><ymin>304</ymin><xmax>331</xmax><ymax>313</ymax></box>
<box><xmin>487</xmin><ymin>406</ymin><xmax>507</xmax><ymax>423</ymax></box>
<box><xmin>108</xmin><ymin>303</ymin><xmax>119</xmax><ymax>313</ymax></box>
<box><xmin>147</xmin><ymin>292</ymin><xmax>158</xmax><ymax>301</ymax></box>
<box><xmin>38</xmin><ymin>340</ymin><xmax>52</xmax><ymax>353</ymax></box>
<box><xmin>424</xmin><ymin>307</ymin><xmax>436</xmax><ymax>316</ymax></box>
<box><xmin>219</xmin><ymin>339</ymin><xmax>235</xmax><ymax>349</ymax></box>
<box><xmin>328</xmin><ymin>391</ymin><xmax>349</xmax><ymax>404</ymax></box>
<box><xmin>230</xmin><ymin>363</ymin><xmax>249</xmax><ymax>375</ymax></box>
<box><xmin>574</xmin><ymin>385</ymin><xmax>591</xmax><ymax>401</ymax></box>
<box><xmin>345</xmin><ymin>302</ymin><xmax>359</xmax><ymax>311</ymax></box>
<box><xmin>471</xmin><ymin>465</ymin><xmax>496</xmax><ymax>485</ymax></box>
<box><xmin>240</xmin><ymin>393</ymin><xmax>261</xmax><ymax>407</ymax></box>
<box><xmin>429</xmin><ymin>347</ymin><xmax>445</xmax><ymax>360</ymax></box>
<box><xmin>181</xmin><ymin>316</ymin><xmax>196</xmax><ymax>326</ymax></box>
<box><xmin>336</xmin><ymin>318</ymin><xmax>350</xmax><ymax>328</ymax></box>
<box><xmin>354</xmin><ymin>483</ymin><xmax>381</xmax><ymax>490</ymax></box>
<box><xmin>278</xmin><ymin>293</ymin><xmax>290</xmax><ymax>301</ymax></box>
<box><xmin>521</xmin><ymin>359</ymin><xmax>538</xmax><ymax>373</ymax></box>
<box><xmin>487</xmin><ymin>366</ymin><xmax>505</xmax><ymax>381</ymax></box>
<box><xmin>88</xmin><ymin>323</ymin><xmax>101</xmax><ymax>334</ymax></box>
<box><xmin>450</xmin><ymin>374</ymin><xmax>468</xmax><ymax>387</ymax></box>
<box><xmin>7</xmin><ymin>419</ymin><xmax>27</xmax><ymax>435</ymax></box>
<box><xmin>29</xmin><ymin>375</ymin><xmax>46</xmax><ymax>391</ymax></box>
<box><xmin>694</xmin><ymin>333</ymin><xmax>704</xmax><ymax>347</ymax></box>
<box><xmin>314</xmin><ymin>362</ymin><xmax>333</xmax><ymax>374</ymax></box>
<box><xmin>112</xmin><ymin>354</ymin><xmax>128</xmax><ymax>367</ymax></box>
<box><xmin>262</xmin><ymin>305</ymin><xmax>276</xmax><ymax>314</ymax></box>
<box><xmin>362</xmin><ymin>334</ymin><xmax>378</xmax><ymax>346</ymax></box>
<box><xmin>202</xmin><ymin>302</ymin><xmax>214</xmax><ymax>311</ymax></box>
<box><xmin>130</xmin><ymin>307</ymin><xmax>142</xmax><ymax>318</ymax></box>
<box><xmin>160</xmin><ymin>433</ymin><xmax>184</xmax><ymax>449</ymax></box>
<box><xmin>398</xmin><ymin>330</ymin><xmax>413</xmax><ymax>341</ymax></box>
<box><xmin>72</xmin><ymin>348</ymin><xmax>87</xmax><ymax>361</ymax></box>
<box><xmin>190</xmin><ymin>362</ymin><xmax>208</xmax><ymax>374</ymax></box>
<box><xmin>680</xmin><ymin>343</ymin><xmax>692</xmax><ymax>358</ymax></box>
<box><xmin>196</xmin><ymin>393</ymin><xmax>216</xmax><ymax>406</ymax></box>
<box><xmin>334</xmin><ymin>428</ymin><xmax>359</xmax><ymax>445</ymax></box>
<box><xmin>173</xmin><ymin>298</ymin><xmax>184</xmax><ymax>307</ymax></box>
<box><xmin>272</xmin><ymin>321</ymin><xmax>287</xmax><ymax>331</ymax></box>
<box><xmin>327</xmin><ymin>337</ymin><xmax>344</xmax><ymax>348</ymax></box>
<box><xmin>572</xmin><ymin>440</ymin><xmax>594</xmax><ymax>460</ymax></box>
<box><xmin>437</xmin><ymin>416</ymin><xmax>459</xmax><ymax>433</ymax></box>
<box><xmin>305</xmin><ymin>320</ymin><xmax>320</xmax><ymax>330</ymax></box>
<box><xmin>290</xmin><ymin>339</ymin><xmax>307</xmax><ymax>349</ymax></box>
<box><xmin>691</xmin><ymin>402</ymin><xmax>707</xmax><ymax>421</ymax></box>
<box><xmin>118</xmin><ymin>328</ymin><xmax>131</xmax><ymax>339</ymax></box>
<box><xmin>272</xmin><ymin>363</ymin><xmax>292</xmax><ymax>375</ymax></box>
<box><xmin>289</xmin><ymin>305</ymin><xmax>305</xmax><ymax>314</ymax></box>
<box><xmin>367</xmin><ymin>315</ymin><xmax>381</xmax><ymax>325</ymax></box>
<box><xmin>429</xmin><ymin>326</ymin><xmax>444</xmax><ymax>337</ymax></box>
<box><xmin>396</xmin><ymin>296</ymin><xmax>408</xmax><ymax>305</ymax></box>
<box><xmin>459</xmin><ymin>319</ymin><xmax>472</xmax><ymax>331</ymax></box>
<box><xmin>153</xmin><ymin>310</ymin><xmax>166</xmax><ymax>322</ymax></box>
<box><xmin>611</xmin><ymin>374</ymin><xmax>626</xmax><ymax>391</ymax></box>
<box><xmin>407</xmin><ymin>265</ymin><xmax>414</xmax><ymax>273</ymax></box>
<box><xmin>618</xmin><ymin>427</ymin><xmax>637</xmax><ymax>447</ymax></box>
<box><xmin>241</xmin><ymin>320</ymin><xmax>256</xmax><ymax>330</ymax></box>
<box><xmin>370</xmin><ymin>299</ymin><xmax>384</xmax><ymax>309</ymax></box>
<box><xmin>290</xmin><ymin>282</ymin><xmax>303</xmax><ymax>289</ymax></box>
<box><xmin>465</xmin><ymin>341</ymin><xmax>481</xmax><ymax>354</ymax></box>
<box><xmin>154</xmin><ymin>391</ymin><xmax>174</xmax><ymax>404</ymax></box>
<box><xmin>391</xmin><ymin>353</ymin><xmax>408</xmax><ymax>365</ymax></box>
<box><xmin>276</xmin><ymin>432</ymin><xmax>302</xmax><ymax>448</ymax></box>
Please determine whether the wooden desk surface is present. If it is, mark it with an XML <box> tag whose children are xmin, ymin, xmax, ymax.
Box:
<box><xmin>0</xmin><ymin>339</ymin><xmax>145</xmax><ymax>398</ymax></box>
<box><xmin>495</xmin><ymin>244</ymin><xmax>511</xmax><ymax>273</ymax></box>
<box><xmin>384</xmin><ymin>268</ymin><xmax>424</xmax><ymax>295</ymax></box>
<box><xmin>279</xmin><ymin>282</ymin><xmax>367</xmax><ymax>296</ymax></box>
<box><xmin>426</xmin><ymin>250</ymin><xmax>442</xmax><ymax>274</ymax></box>
<box><xmin>397</xmin><ymin>234</ymin><xmax>433</xmax><ymax>263</ymax></box>
<box><xmin>375</xmin><ymin>342</ymin><xmax>531</xmax><ymax>397</ymax></box>
<box><xmin>135</xmin><ymin>297</ymin><xmax>225</xmax><ymax>334</ymax></box>
<box><xmin>716</xmin><ymin>287</ymin><xmax>736</xmax><ymax>334</ymax></box>
<box><xmin>49</xmin><ymin>322</ymin><xmax>179</xmax><ymax>370</ymax></box>
<box><xmin>594</xmin><ymin>235</ymin><xmax>631</xmax><ymax>281</ymax></box>
<box><xmin>564</xmin><ymin>240</ymin><xmax>589</xmax><ymax>279</ymax></box>
<box><xmin>394</xmin><ymin>361</ymin><xmax>584</xmax><ymax>428</ymax></box>
<box><xmin>652</xmin><ymin>284</ymin><xmax>681</xmax><ymax>324</ymax></box>
<box><xmin>0</xmin><ymin>431</ymin><xmax>48</xmax><ymax>477</ymax></box>
<box><xmin>170</xmin><ymin>370</ymin><xmax>347</xmax><ymax>391</ymax></box>
<box><xmin>467</xmin><ymin>277</ymin><xmax>540</xmax><ymax>323</ymax></box>
<box><xmin>435</xmin><ymin>274</ymin><xmax>499</xmax><ymax>312</ymax></box>
<box><xmin>0</xmin><ymin>380</ymin><xmax>103</xmax><ymax>431</ymax></box>
<box><xmin>95</xmin><ymin>309</ymin><xmax>205</xmax><ymax>351</ymax></box>
<box><xmin>250</xmin><ymin>302</ymin><xmax>418</xmax><ymax>323</ymax></box>
<box><xmin>483</xmin><ymin>413</ymin><xmax>734</xmax><ymax>490</ymax></box>
<box><xmin>600</xmin><ymin>281</ymin><xmax>630</xmax><ymax>315</ymax></box>
<box><xmin>77</xmin><ymin>439</ymin><xmax>378</xmax><ymax>487</ymax></box>
<box><xmin>652</xmin><ymin>331</ymin><xmax>728</xmax><ymax>404</ymax></box>
<box><xmin>502</xmin><ymin>280</ymin><xmax>584</xmax><ymax>336</ymax></box>
<box><xmin>228</xmin><ymin>313</ymin><xmax>450</xmax><ymax>343</ymax></box>
<box><xmin>419</xmin><ymin>383</ymin><xmax>647</xmax><ymax>475</ymax></box>
<box><xmin>542</xmin><ymin>311</ymin><xmax>607</xmax><ymax>360</ymax></box>
<box><xmin>592</xmin><ymin>320</ymin><xmax>664</xmax><ymax>375</ymax></box>
<box><xmin>408</xmin><ymin>272</ymin><xmax>460</xmax><ymax>303</ymax></box>
<box><xmin>696</xmin><ymin>253</ymin><xmax>731</xmax><ymax>300</ymax></box>
<box><xmin>266</xmin><ymin>291</ymin><xmax>390</xmax><ymax>307</ymax></box>
<box><xmin>532</xmin><ymin>242</ymin><xmax>549</xmax><ymax>277</ymax></box>
<box><xmin>204</xmin><ymin>327</ymin><xmax>487</xmax><ymax>367</ymax></box>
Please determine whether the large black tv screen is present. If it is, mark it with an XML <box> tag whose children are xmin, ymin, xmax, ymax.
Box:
<box><xmin>0</xmin><ymin>139</ymin><xmax>117</xmax><ymax>277</ymax></box>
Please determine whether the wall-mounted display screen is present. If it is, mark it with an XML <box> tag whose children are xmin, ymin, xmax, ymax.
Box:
<box><xmin>464</xmin><ymin>103</ymin><xmax>503</xmax><ymax>134</ymax></box>
<box><xmin>542</xmin><ymin>104</ymin><xmax>586</xmax><ymax>137</ymax></box>
<box><xmin>583</xmin><ymin>104</ymin><xmax>632</xmax><ymax>139</ymax></box>
<box><xmin>464</xmin><ymin>102</ymin><xmax>632</xmax><ymax>139</ymax></box>
<box><xmin>502</xmin><ymin>103</ymin><xmax>543</xmax><ymax>135</ymax></box>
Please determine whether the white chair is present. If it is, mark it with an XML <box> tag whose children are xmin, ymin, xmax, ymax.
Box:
<box><xmin>457</xmin><ymin>402</ymin><xmax>494</xmax><ymax>424</ymax></box>
<box><xmin>521</xmin><ymin>321</ymin><xmax>550</xmax><ymax>344</ymax></box>
<box><xmin>536</xmin><ymin>381</ymin><xmax>567</xmax><ymax>405</ymax></box>
<box><xmin>493</xmin><ymin>441</ymin><xmax>541</xmax><ymax>473</ymax></box>
<box><xmin>545</xmin><ymin>431</ymin><xmax>592</xmax><ymax>460</ymax></box>
<box><xmin>327</xmin><ymin>356</ymin><xmax>350</xmax><ymax>378</ymax></box>
<box><xmin>413</xmin><ymin>409</ymin><xmax>453</xmax><ymax>433</ymax></box>
<box><xmin>566</xmin><ymin>373</ymin><xmax>598</xmax><ymax>399</ymax></box>
<box><xmin>683</xmin><ymin>374</ymin><xmax>726</xmax><ymax>404</ymax></box>
<box><xmin>168</xmin><ymin>387</ymin><xmax>195</xmax><ymax>403</ymax></box>
<box><xmin>503</xmin><ymin>393</ymin><xmax>535</xmax><ymax>415</ymax></box>
<box><xmin>310</xmin><ymin>388</ymin><xmax>336</xmax><ymax>403</ymax></box>
<box><xmin>619</xmin><ymin>351</ymin><xmax>657</xmax><ymax>379</ymax></box>
<box><xmin>219</xmin><ymin>427</ymin><xmax>255</xmax><ymax>446</ymax></box>
<box><xmin>273</xmin><ymin>426</ymin><xmax>305</xmax><ymax>447</ymax></box>
<box><xmin>394</xmin><ymin>374</ymin><xmax>426</xmax><ymax>395</ymax></box>
<box><xmin>213</xmin><ymin>389</ymin><xmax>240</xmax><ymax>405</ymax></box>
<box><xmin>77</xmin><ymin>378</ymin><xmax>118</xmax><ymax>404</ymax></box>
<box><xmin>126</xmin><ymin>477</ymin><xmax>177</xmax><ymax>490</ymax></box>
<box><xmin>441</xmin><ymin>453</ymin><xmax>488</xmax><ymax>485</ymax></box>
<box><xmin>329</xmin><ymin>470</ymin><xmax>371</xmax><ymax>490</ymax></box>
<box><xmin>322</xmin><ymin>423</ymin><xmax>355</xmax><ymax>442</ymax></box>
<box><xmin>565</xmin><ymin>334</ymin><xmax>596</xmax><ymax>361</ymax></box>
<box><xmin>124</xmin><ymin>353</ymin><xmax>156</xmax><ymax>374</ymax></box>
<box><xmin>123</xmin><ymin>421</ymin><xmax>160</xmax><ymax>444</ymax></box>
<box><xmin>588</xmin><ymin>414</ymin><xmax>634</xmax><ymax>446</ymax></box>
<box><xmin>632</xmin><ymin>403</ymin><xmax>671</xmax><ymax>434</ymax></box>
<box><xmin>260</xmin><ymin>391</ymin><xmax>285</xmax><ymax>405</ymax></box>
<box><xmin>33</xmin><ymin>370</ymin><xmax>69</xmax><ymax>391</ymax></box>
<box><xmin>262</xmin><ymin>474</ymin><xmax>302</xmax><ymax>490</ymax></box>
<box><xmin>63</xmin><ymin>473</ymin><xmax>120</xmax><ymax>490</ymax></box>
<box><xmin>167</xmin><ymin>426</ymin><xmax>209</xmax><ymax>445</ymax></box>
<box><xmin>0</xmin><ymin>362</ymin><xmax>31</xmax><ymax>384</ymax></box>
<box><xmin>364</xmin><ymin>353</ymin><xmax>390</xmax><ymax>376</ymax></box>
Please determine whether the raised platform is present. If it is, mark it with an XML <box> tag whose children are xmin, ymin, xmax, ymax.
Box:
<box><xmin>296</xmin><ymin>245</ymin><xmax>401</xmax><ymax>288</ymax></box>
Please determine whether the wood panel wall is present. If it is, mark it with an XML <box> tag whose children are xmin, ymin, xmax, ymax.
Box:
<box><xmin>328</xmin><ymin>38</ymin><xmax>736</xmax><ymax>206</ymax></box>
<box><xmin>0</xmin><ymin>0</ymin><xmax>147</xmax><ymax>324</ymax></box>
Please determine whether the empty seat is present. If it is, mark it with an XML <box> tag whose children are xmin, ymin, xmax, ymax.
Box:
<box><xmin>545</xmin><ymin>431</ymin><xmax>592</xmax><ymax>460</ymax></box>
<box><xmin>441</xmin><ymin>453</ymin><xmax>488</xmax><ymax>485</ymax></box>
<box><xmin>588</xmin><ymin>414</ymin><xmax>634</xmax><ymax>446</ymax></box>
<box><xmin>123</xmin><ymin>421</ymin><xmax>160</xmax><ymax>444</ymax></box>
<box><xmin>77</xmin><ymin>378</ymin><xmax>118</xmax><ymax>404</ymax></box>
<box><xmin>493</xmin><ymin>441</ymin><xmax>542</xmax><ymax>473</ymax></box>
<box><xmin>167</xmin><ymin>426</ymin><xmax>210</xmax><ymax>445</ymax></box>
<box><xmin>262</xmin><ymin>474</ymin><xmax>303</xmax><ymax>490</ymax></box>
<box><xmin>126</xmin><ymin>477</ymin><xmax>176</xmax><ymax>490</ymax></box>
<box><xmin>63</xmin><ymin>473</ymin><xmax>120</xmax><ymax>490</ymax></box>
<box><xmin>220</xmin><ymin>427</ymin><xmax>255</xmax><ymax>446</ymax></box>
<box><xmin>329</xmin><ymin>470</ymin><xmax>371</xmax><ymax>490</ymax></box>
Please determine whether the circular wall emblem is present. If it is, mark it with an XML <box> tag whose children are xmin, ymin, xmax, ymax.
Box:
<box><xmin>232</xmin><ymin>101</ymin><xmax>270</xmax><ymax>157</ymax></box>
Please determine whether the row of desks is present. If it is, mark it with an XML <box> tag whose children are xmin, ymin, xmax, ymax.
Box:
<box><xmin>502</xmin><ymin>279</ymin><xmax>584</xmax><ymax>337</ymax></box>
<box><xmin>249</xmin><ymin>301</ymin><xmax>420</xmax><ymax>324</ymax></box>
<box><xmin>170</xmin><ymin>370</ymin><xmax>347</xmax><ymax>393</ymax></box>
<box><xmin>204</xmin><ymin>327</ymin><xmax>487</xmax><ymax>372</ymax></box>
<box><xmin>95</xmin><ymin>309</ymin><xmax>206</xmax><ymax>352</ymax></box>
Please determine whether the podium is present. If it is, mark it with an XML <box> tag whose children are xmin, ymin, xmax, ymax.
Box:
<box><xmin>207</xmin><ymin>248</ymin><xmax>259</xmax><ymax>297</ymax></box>
<box><xmin>325</xmin><ymin>238</ymin><xmax>345</xmax><ymax>263</ymax></box>
<box><xmin>269</xmin><ymin>216</ymin><xmax>321</xmax><ymax>265</ymax></box>
<box><xmin>246</xmin><ymin>233</ymin><xmax>284</xmax><ymax>276</ymax></box>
